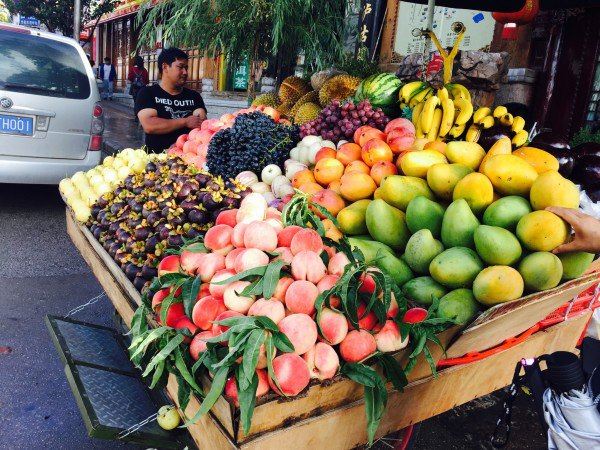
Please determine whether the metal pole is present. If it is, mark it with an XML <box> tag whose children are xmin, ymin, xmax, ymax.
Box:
<box><xmin>423</xmin><ymin>0</ymin><xmax>436</xmax><ymax>59</ymax></box>
<box><xmin>74</xmin><ymin>0</ymin><xmax>81</xmax><ymax>41</ymax></box>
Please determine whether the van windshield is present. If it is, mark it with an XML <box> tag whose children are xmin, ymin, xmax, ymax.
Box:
<box><xmin>0</xmin><ymin>29</ymin><xmax>91</xmax><ymax>100</ymax></box>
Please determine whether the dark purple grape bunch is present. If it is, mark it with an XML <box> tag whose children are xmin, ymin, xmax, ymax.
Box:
<box><xmin>299</xmin><ymin>99</ymin><xmax>390</xmax><ymax>143</ymax></box>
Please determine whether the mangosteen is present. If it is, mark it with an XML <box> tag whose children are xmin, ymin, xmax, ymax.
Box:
<box><xmin>222</xmin><ymin>196</ymin><xmax>239</xmax><ymax>209</ymax></box>
<box><xmin>134</xmin><ymin>227</ymin><xmax>150</xmax><ymax>241</ymax></box>
<box><xmin>146</xmin><ymin>212</ymin><xmax>161</xmax><ymax>226</ymax></box>
<box><xmin>167</xmin><ymin>234</ymin><xmax>184</xmax><ymax>247</ymax></box>
<box><xmin>195</xmin><ymin>173</ymin><xmax>211</xmax><ymax>187</ymax></box>
<box><xmin>92</xmin><ymin>226</ymin><xmax>102</xmax><ymax>240</ymax></box>
<box><xmin>158</xmin><ymin>225</ymin><xmax>171</xmax><ymax>241</ymax></box>
<box><xmin>117</xmin><ymin>231</ymin><xmax>130</xmax><ymax>244</ymax></box>
<box><xmin>108</xmin><ymin>242</ymin><xmax>121</xmax><ymax>257</ymax></box>
<box><xmin>146</xmin><ymin>162</ymin><xmax>157</xmax><ymax>172</ymax></box>
<box><xmin>202</xmin><ymin>192</ymin><xmax>221</xmax><ymax>211</ymax></box>
<box><xmin>180</xmin><ymin>199</ymin><xmax>197</xmax><ymax>212</ymax></box>
<box><xmin>225</xmin><ymin>179</ymin><xmax>236</xmax><ymax>190</ymax></box>
<box><xmin>185</xmin><ymin>228</ymin><xmax>200</xmax><ymax>239</ymax></box>
<box><xmin>97</xmin><ymin>196</ymin><xmax>109</xmax><ymax>208</ymax></box>
<box><xmin>145</xmin><ymin>234</ymin><xmax>159</xmax><ymax>252</ymax></box>
<box><xmin>127</xmin><ymin>217</ymin><xmax>142</xmax><ymax>229</ymax></box>
<box><xmin>142</xmin><ymin>202</ymin><xmax>158</xmax><ymax>218</ymax></box>
<box><xmin>161</xmin><ymin>206</ymin><xmax>171</xmax><ymax>218</ymax></box>
<box><xmin>238</xmin><ymin>187</ymin><xmax>253</xmax><ymax>199</ymax></box>
<box><xmin>140</xmin><ymin>264</ymin><xmax>158</xmax><ymax>280</ymax></box>
<box><xmin>109</xmin><ymin>221</ymin><xmax>122</xmax><ymax>234</ymax></box>
<box><xmin>97</xmin><ymin>210</ymin><xmax>107</xmax><ymax>222</ymax></box>
<box><xmin>91</xmin><ymin>205</ymin><xmax>102</xmax><ymax>219</ymax></box>
<box><xmin>100</xmin><ymin>216</ymin><xmax>111</xmax><ymax>229</ymax></box>
<box><xmin>177</xmin><ymin>184</ymin><xmax>193</xmax><ymax>200</ymax></box>
<box><xmin>188</xmin><ymin>208</ymin><xmax>208</xmax><ymax>224</ymax></box>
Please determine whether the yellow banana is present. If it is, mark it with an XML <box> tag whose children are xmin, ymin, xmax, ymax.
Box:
<box><xmin>512</xmin><ymin>130</ymin><xmax>529</xmax><ymax>148</ymax></box>
<box><xmin>400</xmin><ymin>81</ymin><xmax>426</xmax><ymax>104</ymax></box>
<box><xmin>453</xmin><ymin>98</ymin><xmax>473</xmax><ymax>126</ymax></box>
<box><xmin>493</xmin><ymin>106</ymin><xmax>508</xmax><ymax>119</ymax></box>
<box><xmin>412</xmin><ymin>102</ymin><xmax>425</xmax><ymax>138</ymax></box>
<box><xmin>512</xmin><ymin>116</ymin><xmax>526</xmax><ymax>133</ymax></box>
<box><xmin>427</xmin><ymin>107</ymin><xmax>443</xmax><ymax>141</ymax></box>
<box><xmin>421</xmin><ymin>96</ymin><xmax>441</xmax><ymax>134</ymax></box>
<box><xmin>446</xmin><ymin>83</ymin><xmax>471</xmax><ymax>103</ymax></box>
<box><xmin>448</xmin><ymin>123</ymin><xmax>466</xmax><ymax>139</ymax></box>
<box><xmin>437</xmin><ymin>87</ymin><xmax>450</xmax><ymax>102</ymax></box>
<box><xmin>466</xmin><ymin>124</ymin><xmax>481</xmax><ymax>143</ymax></box>
<box><xmin>399</xmin><ymin>102</ymin><xmax>408</xmax><ymax>110</ymax></box>
<box><xmin>499</xmin><ymin>113</ymin><xmax>514</xmax><ymax>127</ymax></box>
<box><xmin>473</xmin><ymin>107</ymin><xmax>492</xmax><ymax>124</ymax></box>
<box><xmin>438</xmin><ymin>98</ymin><xmax>455</xmax><ymax>137</ymax></box>
<box><xmin>409</xmin><ymin>87</ymin><xmax>432</xmax><ymax>108</ymax></box>
<box><xmin>481</xmin><ymin>116</ymin><xmax>495</xmax><ymax>129</ymax></box>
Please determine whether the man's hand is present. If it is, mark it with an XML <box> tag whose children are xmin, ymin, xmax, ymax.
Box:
<box><xmin>185</xmin><ymin>115</ymin><xmax>204</xmax><ymax>129</ymax></box>
<box><xmin>546</xmin><ymin>207</ymin><xmax>600</xmax><ymax>254</ymax></box>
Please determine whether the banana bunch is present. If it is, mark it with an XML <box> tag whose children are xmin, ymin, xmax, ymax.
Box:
<box><xmin>465</xmin><ymin>106</ymin><xmax>529</xmax><ymax>147</ymax></box>
<box><xmin>408</xmin><ymin>84</ymin><xmax>475</xmax><ymax>141</ymax></box>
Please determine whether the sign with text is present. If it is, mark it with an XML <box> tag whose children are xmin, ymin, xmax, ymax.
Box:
<box><xmin>19</xmin><ymin>16</ymin><xmax>40</xmax><ymax>28</ymax></box>
<box><xmin>232</xmin><ymin>58</ymin><xmax>249</xmax><ymax>91</ymax></box>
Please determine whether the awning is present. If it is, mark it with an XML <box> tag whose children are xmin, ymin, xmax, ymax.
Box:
<box><xmin>93</xmin><ymin>0</ymin><xmax>161</xmax><ymax>25</ymax></box>
<box><xmin>406</xmin><ymin>0</ymin><xmax>600</xmax><ymax>11</ymax></box>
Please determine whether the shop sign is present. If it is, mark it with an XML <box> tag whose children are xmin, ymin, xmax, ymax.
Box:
<box><xmin>233</xmin><ymin>58</ymin><xmax>249</xmax><ymax>91</ymax></box>
<box><xmin>19</xmin><ymin>16</ymin><xmax>40</xmax><ymax>27</ymax></box>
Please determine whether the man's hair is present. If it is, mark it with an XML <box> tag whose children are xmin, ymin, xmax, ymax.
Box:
<box><xmin>158</xmin><ymin>47</ymin><xmax>188</xmax><ymax>74</ymax></box>
<box><xmin>104</xmin><ymin>57</ymin><xmax>110</xmax><ymax>63</ymax></box>
<box><xmin>133</xmin><ymin>56</ymin><xmax>144</xmax><ymax>68</ymax></box>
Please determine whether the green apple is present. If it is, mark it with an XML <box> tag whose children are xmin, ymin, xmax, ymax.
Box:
<box><xmin>157</xmin><ymin>405</ymin><xmax>180</xmax><ymax>430</ymax></box>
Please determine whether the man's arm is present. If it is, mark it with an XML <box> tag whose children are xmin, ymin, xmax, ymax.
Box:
<box><xmin>193</xmin><ymin>107</ymin><xmax>207</xmax><ymax>120</ymax></box>
<box><xmin>138</xmin><ymin>108</ymin><xmax>203</xmax><ymax>135</ymax></box>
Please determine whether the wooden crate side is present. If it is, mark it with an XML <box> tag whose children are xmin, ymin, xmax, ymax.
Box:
<box><xmin>240</xmin><ymin>313</ymin><xmax>590</xmax><ymax>450</ymax></box>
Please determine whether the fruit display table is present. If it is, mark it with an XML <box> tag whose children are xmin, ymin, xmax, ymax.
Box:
<box><xmin>66</xmin><ymin>208</ymin><xmax>600</xmax><ymax>449</ymax></box>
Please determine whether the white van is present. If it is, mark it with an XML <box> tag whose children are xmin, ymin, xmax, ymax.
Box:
<box><xmin>0</xmin><ymin>23</ymin><xmax>104</xmax><ymax>184</ymax></box>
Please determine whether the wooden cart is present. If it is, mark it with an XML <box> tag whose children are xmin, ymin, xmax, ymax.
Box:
<box><xmin>66</xmin><ymin>210</ymin><xmax>600</xmax><ymax>449</ymax></box>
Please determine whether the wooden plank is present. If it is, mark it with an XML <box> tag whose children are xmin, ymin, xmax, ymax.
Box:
<box><xmin>239</xmin><ymin>313</ymin><xmax>590</xmax><ymax>450</ymax></box>
<box><xmin>447</xmin><ymin>273</ymin><xmax>598</xmax><ymax>358</ymax></box>
<box><xmin>378</xmin><ymin>0</ymin><xmax>400</xmax><ymax>65</ymax></box>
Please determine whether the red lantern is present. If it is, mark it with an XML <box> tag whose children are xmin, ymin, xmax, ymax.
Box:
<box><xmin>493</xmin><ymin>0</ymin><xmax>539</xmax><ymax>25</ymax></box>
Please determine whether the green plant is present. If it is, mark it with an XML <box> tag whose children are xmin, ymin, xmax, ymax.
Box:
<box><xmin>571</xmin><ymin>128</ymin><xmax>600</xmax><ymax>147</ymax></box>
<box><xmin>335</xmin><ymin>47</ymin><xmax>382</xmax><ymax>79</ymax></box>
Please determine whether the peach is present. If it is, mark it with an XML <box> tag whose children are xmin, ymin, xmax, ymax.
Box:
<box><xmin>192</xmin><ymin>295</ymin><xmax>227</xmax><ymax>330</ymax></box>
<box><xmin>173</xmin><ymin>317</ymin><xmax>198</xmax><ymax>336</ymax></box>
<box><xmin>303</xmin><ymin>342</ymin><xmax>340</xmax><ymax>380</ymax></box>
<box><xmin>232</xmin><ymin>222</ymin><xmax>248</xmax><ymax>248</ymax></box>
<box><xmin>361</xmin><ymin>138</ymin><xmax>394</xmax><ymax>166</ymax></box>
<box><xmin>158</xmin><ymin>255</ymin><xmax>180</xmax><ymax>277</ymax></box>
<box><xmin>291</xmin><ymin>251</ymin><xmax>326</xmax><ymax>284</ymax></box>
<box><xmin>339</xmin><ymin>330</ymin><xmax>377</xmax><ymax>363</ymax></box>
<box><xmin>323</xmin><ymin>245</ymin><xmax>337</xmax><ymax>260</ymax></box>
<box><xmin>278</xmin><ymin>313</ymin><xmax>318</xmax><ymax>355</ymax></box>
<box><xmin>387</xmin><ymin>129</ymin><xmax>416</xmax><ymax>154</ymax></box>
<box><xmin>266</xmin><ymin>207</ymin><xmax>282</xmax><ymax>220</ymax></box>
<box><xmin>182</xmin><ymin>140</ymin><xmax>197</xmax><ymax>154</ymax></box>
<box><xmin>180</xmin><ymin>250</ymin><xmax>206</xmax><ymax>275</ymax></box>
<box><xmin>424</xmin><ymin>140</ymin><xmax>447</xmax><ymax>154</ymax></box>
<box><xmin>265</xmin><ymin>218</ymin><xmax>283</xmax><ymax>234</ymax></box>
<box><xmin>384</xmin><ymin>118</ymin><xmax>416</xmax><ymax>136</ymax></box>
<box><xmin>212</xmin><ymin>310</ymin><xmax>243</xmax><ymax>337</ymax></box>
<box><xmin>273</xmin><ymin>247</ymin><xmax>293</xmax><ymax>265</ymax></box>
<box><xmin>336</xmin><ymin>143</ymin><xmax>362</xmax><ymax>165</ymax></box>
<box><xmin>370</xmin><ymin>161</ymin><xmax>398</xmax><ymax>186</ymax></box>
<box><xmin>248</xmin><ymin>298</ymin><xmax>286</xmax><ymax>324</ymax></box>
<box><xmin>353</xmin><ymin>303</ymin><xmax>378</xmax><ymax>330</ymax></box>
<box><xmin>263</xmin><ymin>106</ymin><xmax>281</xmax><ymax>122</ymax></box>
<box><xmin>354</xmin><ymin>126</ymin><xmax>386</xmax><ymax>148</ymax></box>
<box><xmin>317</xmin><ymin>274</ymin><xmax>341</xmax><ymax>308</ymax></box>
<box><xmin>164</xmin><ymin>302</ymin><xmax>186</xmax><ymax>327</ymax></box>
<box><xmin>298</xmin><ymin>182</ymin><xmax>324</xmax><ymax>195</ymax></box>
<box><xmin>197</xmin><ymin>252</ymin><xmax>226</xmax><ymax>282</ymax></box>
<box><xmin>189</xmin><ymin>330</ymin><xmax>215</xmax><ymax>360</ymax></box>
<box><xmin>359</xmin><ymin>273</ymin><xmax>376</xmax><ymax>294</ymax></box>
<box><xmin>328</xmin><ymin>180</ymin><xmax>342</xmax><ymax>195</ymax></box>
<box><xmin>317</xmin><ymin>308</ymin><xmax>348</xmax><ymax>345</ymax></box>
<box><xmin>374</xmin><ymin>320</ymin><xmax>408</xmax><ymax>353</ymax></box>
<box><xmin>285</xmin><ymin>280</ymin><xmax>319</xmax><ymax>315</ymax></box>
<box><xmin>198</xmin><ymin>283</ymin><xmax>211</xmax><ymax>299</ymax></box>
<box><xmin>225</xmin><ymin>248</ymin><xmax>245</xmax><ymax>270</ymax></box>
<box><xmin>314</xmin><ymin>158</ymin><xmax>344</xmax><ymax>186</ymax></box>
<box><xmin>204</xmin><ymin>224</ymin><xmax>234</xmax><ymax>255</ymax></box>
<box><xmin>386</xmin><ymin>292</ymin><xmax>399</xmax><ymax>319</ymax></box>
<box><xmin>151</xmin><ymin>288</ymin><xmax>170</xmax><ymax>311</ymax></box>
<box><xmin>268</xmin><ymin>353</ymin><xmax>310</xmax><ymax>396</ymax></box>
<box><xmin>344</xmin><ymin>160</ymin><xmax>371</xmax><ymax>175</ymax></box>
<box><xmin>291</xmin><ymin>169</ymin><xmax>316</xmax><ymax>189</ymax></box>
<box><xmin>310</xmin><ymin>189</ymin><xmax>345</xmax><ymax>218</ymax></box>
<box><xmin>278</xmin><ymin>225</ymin><xmax>302</xmax><ymax>247</ymax></box>
<box><xmin>272</xmin><ymin>276</ymin><xmax>294</xmax><ymax>301</ymax></box>
<box><xmin>328</xmin><ymin>252</ymin><xmax>350</xmax><ymax>276</ymax></box>
<box><xmin>290</xmin><ymin>228</ymin><xmax>323</xmax><ymax>255</ymax></box>
<box><xmin>315</xmin><ymin>147</ymin><xmax>337</xmax><ymax>162</ymax></box>
<box><xmin>209</xmin><ymin>269</ymin><xmax>235</xmax><ymax>298</ymax></box>
<box><xmin>234</xmin><ymin>248</ymin><xmax>269</xmax><ymax>273</ymax></box>
<box><xmin>216</xmin><ymin>209</ymin><xmax>238</xmax><ymax>227</ymax></box>
<box><xmin>175</xmin><ymin>133</ymin><xmax>188</xmax><ymax>149</ymax></box>
<box><xmin>223</xmin><ymin>281</ymin><xmax>256</xmax><ymax>313</ymax></box>
<box><xmin>225</xmin><ymin>369</ymin><xmax>270</xmax><ymax>406</ymax></box>
<box><xmin>339</xmin><ymin>172</ymin><xmax>377</xmax><ymax>202</ymax></box>
<box><xmin>243</xmin><ymin>221</ymin><xmax>278</xmax><ymax>252</ymax></box>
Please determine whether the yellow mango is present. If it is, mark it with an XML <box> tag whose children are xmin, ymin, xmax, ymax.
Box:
<box><xmin>452</xmin><ymin>172</ymin><xmax>494</xmax><ymax>214</ymax></box>
<box><xmin>516</xmin><ymin>210</ymin><xmax>569</xmax><ymax>252</ymax></box>
<box><xmin>513</xmin><ymin>146</ymin><xmax>559</xmax><ymax>174</ymax></box>
<box><xmin>426</xmin><ymin>163</ymin><xmax>473</xmax><ymax>200</ymax></box>
<box><xmin>482</xmin><ymin>154</ymin><xmax>538</xmax><ymax>196</ymax></box>
<box><xmin>445</xmin><ymin>141</ymin><xmax>486</xmax><ymax>170</ymax></box>
<box><xmin>473</xmin><ymin>266</ymin><xmax>524</xmax><ymax>306</ymax></box>
<box><xmin>479</xmin><ymin>137</ymin><xmax>512</xmax><ymax>173</ymax></box>
<box><xmin>529</xmin><ymin>170</ymin><xmax>580</xmax><ymax>210</ymax></box>
<box><xmin>399</xmin><ymin>150</ymin><xmax>448</xmax><ymax>178</ymax></box>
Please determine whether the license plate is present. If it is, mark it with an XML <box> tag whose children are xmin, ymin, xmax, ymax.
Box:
<box><xmin>0</xmin><ymin>113</ymin><xmax>34</xmax><ymax>136</ymax></box>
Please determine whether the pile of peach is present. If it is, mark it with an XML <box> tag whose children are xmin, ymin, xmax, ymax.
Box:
<box><xmin>287</xmin><ymin>118</ymin><xmax>424</xmax><ymax>217</ymax></box>
<box><xmin>150</xmin><ymin>193</ymin><xmax>408</xmax><ymax>402</ymax></box>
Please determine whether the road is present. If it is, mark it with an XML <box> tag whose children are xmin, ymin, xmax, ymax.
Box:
<box><xmin>0</xmin><ymin>103</ymin><xmax>547</xmax><ymax>449</ymax></box>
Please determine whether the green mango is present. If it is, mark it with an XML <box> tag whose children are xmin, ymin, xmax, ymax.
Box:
<box><xmin>441</xmin><ymin>199</ymin><xmax>480</xmax><ymax>249</ymax></box>
<box><xmin>405</xmin><ymin>196</ymin><xmax>446</xmax><ymax>238</ymax></box>
<box><xmin>348</xmin><ymin>237</ymin><xmax>413</xmax><ymax>287</ymax></box>
<box><xmin>429</xmin><ymin>247</ymin><xmax>484</xmax><ymax>288</ymax></box>
<box><xmin>379</xmin><ymin>175</ymin><xmax>434</xmax><ymax>210</ymax></box>
<box><xmin>365</xmin><ymin>199</ymin><xmax>410</xmax><ymax>251</ymax></box>
<box><xmin>438</xmin><ymin>289</ymin><xmax>479</xmax><ymax>325</ymax></box>
<box><xmin>518</xmin><ymin>252</ymin><xmax>563</xmax><ymax>292</ymax></box>
<box><xmin>402</xmin><ymin>276</ymin><xmax>448</xmax><ymax>306</ymax></box>
<box><xmin>482</xmin><ymin>196</ymin><xmax>532</xmax><ymax>231</ymax></box>
<box><xmin>558</xmin><ymin>252</ymin><xmax>595</xmax><ymax>281</ymax></box>
<box><xmin>474</xmin><ymin>225</ymin><xmax>522</xmax><ymax>266</ymax></box>
<box><xmin>404</xmin><ymin>229</ymin><xmax>444</xmax><ymax>274</ymax></box>
<box><xmin>337</xmin><ymin>200</ymin><xmax>371</xmax><ymax>235</ymax></box>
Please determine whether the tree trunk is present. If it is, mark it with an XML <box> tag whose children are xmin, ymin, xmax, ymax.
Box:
<box><xmin>247</xmin><ymin>36</ymin><xmax>260</xmax><ymax>102</ymax></box>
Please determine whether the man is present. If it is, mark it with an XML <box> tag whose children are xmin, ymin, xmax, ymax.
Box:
<box><xmin>98</xmin><ymin>57</ymin><xmax>116</xmax><ymax>100</ymax></box>
<box><xmin>135</xmin><ymin>47</ymin><xmax>206</xmax><ymax>153</ymax></box>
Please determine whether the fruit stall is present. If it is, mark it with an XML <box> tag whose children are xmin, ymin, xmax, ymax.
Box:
<box><xmin>56</xmin><ymin>64</ymin><xmax>600</xmax><ymax>449</ymax></box>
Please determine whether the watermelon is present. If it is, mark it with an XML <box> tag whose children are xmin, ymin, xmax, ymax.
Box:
<box><xmin>354</xmin><ymin>73</ymin><xmax>402</xmax><ymax>117</ymax></box>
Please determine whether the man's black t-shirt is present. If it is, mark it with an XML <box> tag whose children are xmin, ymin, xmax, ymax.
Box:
<box><xmin>134</xmin><ymin>84</ymin><xmax>206</xmax><ymax>152</ymax></box>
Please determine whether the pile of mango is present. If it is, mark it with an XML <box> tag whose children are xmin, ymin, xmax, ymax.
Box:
<box><xmin>333</xmin><ymin>136</ymin><xmax>595</xmax><ymax>325</ymax></box>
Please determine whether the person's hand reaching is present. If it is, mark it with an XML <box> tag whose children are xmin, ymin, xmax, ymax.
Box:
<box><xmin>546</xmin><ymin>207</ymin><xmax>600</xmax><ymax>254</ymax></box>
<box><xmin>185</xmin><ymin>114</ymin><xmax>203</xmax><ymax>129</ymax></box>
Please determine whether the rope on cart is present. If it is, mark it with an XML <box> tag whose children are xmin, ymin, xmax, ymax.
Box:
<box><xmin>116</xmin><ymin>412</ymin><xmax>158</xmax><ymax>439</ymax></box>
<box><xmin>64</xmin><ymin>292</ymin><xmax>106</xmax><ymax>318</ymax></box>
